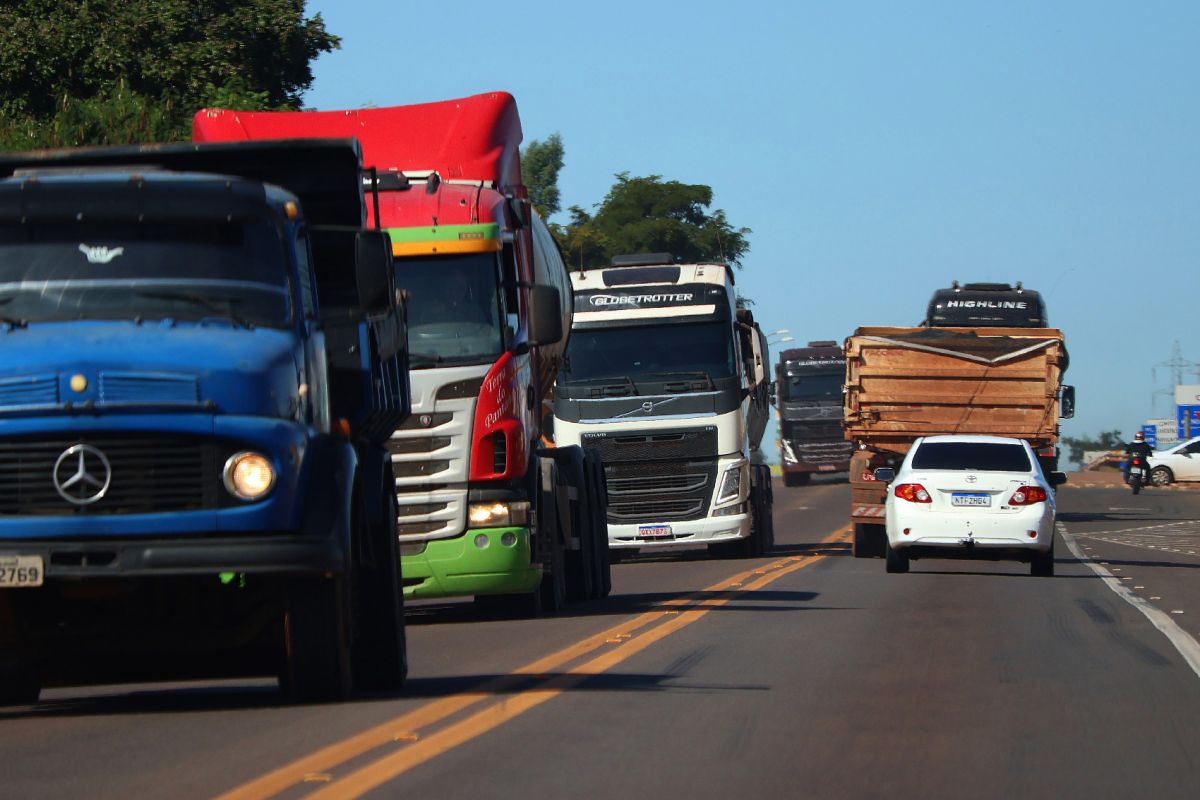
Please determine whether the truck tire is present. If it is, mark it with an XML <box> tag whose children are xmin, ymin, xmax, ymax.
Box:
<box><xmin>759</xmin><ymin>466</ymin><xmax>776</xmax><ymax>552</ymax></box>
<box><xmin>0</xmin><ymin>660</ymin><xmax>41</xmax><ymax>706</ymax></box>
<box><xmin>559</xmin><ymin>447</ymin><xmax>596</xmax><ymax>604</ymax></box>
<box><xmin>585</xmin><ymin>449</ymin><xmax>612</xmax><ymax>598</ymax></box>
<box><xmin>283</xmin><ymin>574</ymin><xmax>353</xmax><ymax>702</ymax></box>
<box><xmin>853</xmin><ymin>523</ymin><xmax>886</xmax><ymax>558</ymax></box>
<box><xmin>351</xmin><ymin>473</ymin><xmax>408</xmax><ymax>693</ymax></box>
<box><xmin>710</xmin><ymin>480</ymin><xmax>766</xmax><ymax>560</ymax></box>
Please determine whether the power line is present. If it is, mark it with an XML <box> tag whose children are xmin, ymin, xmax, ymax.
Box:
<box><xmin>1152</xmin><ymin>340</ymin><xmax>1199</xmax><ymax>414</ymax></box>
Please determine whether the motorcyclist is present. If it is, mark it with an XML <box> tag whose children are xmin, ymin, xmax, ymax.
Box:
<box><xmin>1124</xmin><ymin>432</ymin><xmax>1153</xmax><ymax>482</ymax></box>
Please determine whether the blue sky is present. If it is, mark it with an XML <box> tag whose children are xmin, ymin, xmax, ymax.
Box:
<box><xmin>303</xmin><ymin>1</ymin><xmax>1200</xmax><ymax>454</ymax></box>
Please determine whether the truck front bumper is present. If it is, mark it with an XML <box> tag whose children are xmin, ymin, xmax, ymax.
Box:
<box><xmin>607</xmin><ymin>512</ymin><xmax>750</xmax><ymax>550</ymax></box>
<box><xmin>0</xmin><ymin>534</ymin><xmax>346</xmax><ymax>579</ymax></box>
<box><xmin>400</xmin><ymin>526</ymin><xmax>540</xmax><ymax>599</ymax></box>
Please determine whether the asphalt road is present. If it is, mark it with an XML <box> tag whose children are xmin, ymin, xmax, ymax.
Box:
<box><xmin>2</xmin><ymin>475</ymin><xmax>1199</xmax><ymax>799</ymax></box>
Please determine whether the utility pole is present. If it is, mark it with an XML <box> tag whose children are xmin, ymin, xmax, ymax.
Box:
<box><xmin>1152</xmin><ymin>340</ymin><xmax>1198</xmax><ymax>414</ymax></box>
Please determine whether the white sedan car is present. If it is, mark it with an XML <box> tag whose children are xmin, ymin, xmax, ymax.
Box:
<box><xmin>879</xmin><ymin>435</ymin><xmax>1060</xmax><ymax>576</ymax></box>
<box><xmin>1148</xmin><ymin>436</ymin><xmax>1200</xmax><ymax>486</ymax></box>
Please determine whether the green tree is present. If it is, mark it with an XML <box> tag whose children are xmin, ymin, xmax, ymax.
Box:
<box><xmin>0</xmin><ymin>1</ymin><xmax>338</xmax><ymax>148</ymax></box>
<box><xmin>521</xmin><ymin>133</ymin><xmax>564</xmax><ymax>219</ymax></box>
<box><xmin>559</xmin><ymin>173</ymin><xmax>751</xmax><ymax>271</ymax></box>
<box><xmin>1061</xmin><ymin>429</ymin><xmax>1125</xmax><ymax>466</ymax></box>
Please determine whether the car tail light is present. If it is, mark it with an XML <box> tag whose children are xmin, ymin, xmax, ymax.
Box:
<box><xmin>894</xmin><ymin>483</ymin><xmax>931</xmax><ymax>503</ymax></box>
<box><xmin>1008</xmin><ymin>486</ymin><xmax>1048</xmax><ymax>505</ymax></box>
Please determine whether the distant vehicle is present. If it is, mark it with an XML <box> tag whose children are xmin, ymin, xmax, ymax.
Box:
<box><xmin>775</xmin><ymin>341</ymin><xmax>851</xmax><ymax>486</ymax></box>
<box><xmin>876</xmin><ymin>435</ymin><xmax>1058</xmax><ymax>576</ymax></box>
<box><xmin>844</xmin><ymin>316</ymin><xmax>1072</xmax><ymax>559</ymax></box>
<box><xmin>1149</xmin><ymin>436</ymin><xmax>1200</xmax><ymax>486</ymax></box>
<box><xmin>924</xmin><ymin>281</ymin><xmax>1048</xmax><ymax>328</ymax></box>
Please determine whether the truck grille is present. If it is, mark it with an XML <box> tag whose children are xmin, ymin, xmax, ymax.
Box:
<box><xmin>0</xmin><ymin>435</ymin><xmax>223</xmax><ymax>516</ymax></box>
<box><xmin>581</xmin><ymin>426</ymin><xmax>717</xmax><ymax>463</ymax></box>
<box><xmin>602</xmin><ymin>458</ymin><xmax>716</xmax><ymax>523</ymax></box>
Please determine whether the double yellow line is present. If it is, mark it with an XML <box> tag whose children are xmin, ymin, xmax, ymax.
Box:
<box><xmin>220</xmin><ymin>526</ymin><xmax>849</xmax><ymax>800</ymax></box>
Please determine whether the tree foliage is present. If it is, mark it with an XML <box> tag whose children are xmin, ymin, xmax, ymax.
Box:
<box><xmin>0</xmin><ymin>1</ymin><xmax>339</xmax><ymax>148</ymax></box>
<box><xmin>1061</xmin><ymin>430</ymin><xmax>1125</xmax><ymax>466</ymax></box>
<box><xmin>521</xmin><ymin>133</ymin><xmax>564</xmax><ymax>219</ymax></box>
<box><xmin>558</xmin><ymin>173</ymin><xmax>751</xmax><ymax>271</ymax></box>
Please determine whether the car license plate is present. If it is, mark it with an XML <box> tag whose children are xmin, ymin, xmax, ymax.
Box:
<box><xmin>637</xmin><ymin>524</ymin><xmax>672</xmax><ymax>539</ymax></box>
<box><xmin>951</xmin><ymin>493</ymin><xmax>991</xmax><ymax>507</ymax></box>
<box><xmin>0</xmin><ymin>555</ymin><xmax>44</xmax><ymax>587</ymax></box>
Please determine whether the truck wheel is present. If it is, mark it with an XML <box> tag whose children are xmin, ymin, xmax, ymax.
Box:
<box><xmin>283</xmin><ymin>574</ymin><xmax>353</xmax><ymax>702</ymax></box>
<box><xmin>558</xmin><ymin>448</ymin><xmax>595</xmax><ymax>604</ymax></box>
<box><xmin>853</xmin><ymin>523</ymin><xmax>885</xmax><ymax>558</ymax></box>
<box><xmin>0</xmin><ymin>660</ymin><xmax>41</xmax><ymax>706</ymax></box>
<box><xmin>783</xmin><ymin>472</ymin><xmax>810</xmax><ymax>487</ymax></box>
<box><xmin>586</xmin><ymin>450</ymin><xmax>612</xmax><ymax>598</ymax></box>
<box><xmin>352</xmin><ymin>483</ymin><xmax>408</xmax><ymax>692</ymax></box>
<box><xmin>759</xmin><ymin>468</ymin><xmax>776</xmax><ymax>553</ymax></box>
<box><xmin>885</xmin><ymin>541</ymin><xmax>909</xmax><ymax>574</ymax></box>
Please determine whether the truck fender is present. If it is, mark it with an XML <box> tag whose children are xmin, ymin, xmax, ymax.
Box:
<box><xmin>299</xmin><ymin>438</ymin><xmax>359</xmax><ymax>564</ymax></box>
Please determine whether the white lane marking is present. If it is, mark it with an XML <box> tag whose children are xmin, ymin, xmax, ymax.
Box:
<box><xmin>1060</xmin><ymin>522</ymin><xmax>1200</xmax><ymax>680</ymax></box>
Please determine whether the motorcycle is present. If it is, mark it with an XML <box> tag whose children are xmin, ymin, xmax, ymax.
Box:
<box><xmin>1127</xmin><ymin>455</ymin><xmax>1148</xmax><ymax>495</ymax></box>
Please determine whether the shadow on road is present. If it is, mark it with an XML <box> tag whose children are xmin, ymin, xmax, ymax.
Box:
<box><xmin>407</xmin><ymin>586</ymin><xmax>829</xmax><ymax>626</ymax></box>
<box><xmin>0</xmin><ymin>681</ymin><xmax>282</xmax><ymax>720</ymax></box>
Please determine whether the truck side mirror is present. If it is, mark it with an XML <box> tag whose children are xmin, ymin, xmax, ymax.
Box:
<box><xmin>527</xmin><ymin>285</ymin><xmax>563</xmax><ymax>347</ymax></box>
<box><xmin>873</xmin><ymin>467</ymin><xmax>895</xmax><ymax>483</ymax></box>
<box><xmin>1060</xmin><ymin>385</ymin><xmax>1076</xmax><ymax>419</ymax></box>
<box><xmin>354</xmin><ymin>230</ymin><xmax>394</xmax><ymax>315</ymax></box>
<box><xmin>1049</xmin><ymin>471</ymin><xmax>1068</xmax><ymax>487</ymax></box>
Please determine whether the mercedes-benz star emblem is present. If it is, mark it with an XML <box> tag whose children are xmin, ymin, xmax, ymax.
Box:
<box><xmin>53</xmin><ymin>444</ymin><xmax>112</xmax><ymax>506</ymax></box>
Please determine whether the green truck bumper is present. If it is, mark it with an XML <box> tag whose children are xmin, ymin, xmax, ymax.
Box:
<box><xmin>401</xmin><ymin>526</ymin><xmax>541</xmax><ymax>599</ymax></box>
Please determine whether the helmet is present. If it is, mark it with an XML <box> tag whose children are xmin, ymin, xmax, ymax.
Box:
<box><xmin>1134</xmin><ymin>432</ymin><xmax>1145</xmax><ymax>441</ymax></box>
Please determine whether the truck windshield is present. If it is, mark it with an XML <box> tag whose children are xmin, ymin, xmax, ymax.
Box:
<box><xmin>561</xmin><ymin>321</ymin><xmax>736</xmax><ymax>384</ymax></box>
<box><xmin>0</xmin><ymin>219</ymin><xmax>290</xmax><ymax>327</ymax></box>
<box><xmin>782</xmin><ymin>370</ymin><xmax>843</xmax><ymax>401</ymax></box>
<box><xmin>395</xmin><ymin>253</ymin><xmax>504</xmax><ymax>366</ymax></box>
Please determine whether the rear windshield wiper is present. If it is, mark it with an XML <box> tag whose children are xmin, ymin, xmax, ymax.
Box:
<box><xmin>135</xmin><ymin>290</ymin><xmax>253</xmax><ymax>329</ymax></box>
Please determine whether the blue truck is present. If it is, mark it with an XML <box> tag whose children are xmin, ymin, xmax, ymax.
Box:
<box><xmin>0</xmin><ymin>139</ymin><xmax>410</xmax><ymax>703</ymax></box>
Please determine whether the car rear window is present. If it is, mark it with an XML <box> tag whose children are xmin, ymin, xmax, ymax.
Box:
<box><xmin>911</xmin><ymin>442</ymin><xmax>1032</xmax><ymax>472</ymax></box>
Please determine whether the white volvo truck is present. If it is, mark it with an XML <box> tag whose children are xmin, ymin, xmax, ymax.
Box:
<box><xmin>552</xmin><ymin>255</ymin><xmax>773</xmax><ymax>558</ymax></box>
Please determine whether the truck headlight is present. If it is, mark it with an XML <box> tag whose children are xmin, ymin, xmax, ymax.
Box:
<box><xmin>716</xmin><ymin>464</ymin><xmax>745</xmax><ymax>505</ymax></box>
<box><xmin>467</xmin><ymin>500</ymin><xmax>530</xmax><ymax>528</ymax></box>
<box><xmin>223</xmin><ymin>452</ymin><xmax>276</xmax><ymax>501</ymax></box>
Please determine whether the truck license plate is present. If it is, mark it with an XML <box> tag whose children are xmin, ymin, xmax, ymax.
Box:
<box><xmin>637</xmin><ymin>524</ymin><xmax>672</xmax><ymax>539</ymax></box>
<box><xmin>0</xmin><ymin>555</ymin><xmax>44</xmax><ymax>587</ymax></box>
<box><xmin>818</xmin><ymin>465</ymin><xmax>836</xmax><ymax>472</ymax></box>
<box><xmin>951</xmin><ymin>493</ymin><xmax>990</xmax><ymax>507</ymax></box>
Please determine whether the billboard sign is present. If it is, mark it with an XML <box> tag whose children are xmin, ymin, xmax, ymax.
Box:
<box><xmin>1178</xmin><ymin>405</ymin><xmax>1200</xmax><ymax>440</ymax></box>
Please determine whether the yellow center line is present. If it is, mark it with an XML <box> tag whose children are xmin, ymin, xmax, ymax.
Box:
<box><xmin>220</xmin><ymin>526</ymin><xmax>849</xmax><ymax>800</ymax></box>
<box><xmin>302</xmin><ymin>527</ymin><xmax>849</xmax><ymax>800</ymax></box>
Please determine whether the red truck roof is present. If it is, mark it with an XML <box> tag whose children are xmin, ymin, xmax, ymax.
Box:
<box><xmin>193</xmin><ymin>91</ymin><xmax>524</xmax><ymax>195</ymax></box>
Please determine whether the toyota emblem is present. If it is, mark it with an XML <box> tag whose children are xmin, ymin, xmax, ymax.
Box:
<box><xmin>53</xmin><ymin>444</ymin><xmax>112</xmax><ymax>505</ymax></box>
<box><xmin>965</xmin><ymin>475</ymin><xmax>978</xmax><ymax>484</ymax></box>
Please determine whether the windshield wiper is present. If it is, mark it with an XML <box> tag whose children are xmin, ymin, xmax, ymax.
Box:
<box><xmin>409</xmin><ymin>353</ymin><xmax>445</xmax><ymax>367</ymax></box>
<box><xmin>0</xmin><ymin>315</ymin><xmax>27</xmax><ymax>329</ymax></box>
<box><xmin>644</xmin><ymin>371</ymin><xmax>714</xmax><ymax>389</ymax></box>
<box><xmin>563</xmin><ymin>376</ymin><xmax>638</xmax><ymax>397</ymax></box>
<box><xmin>135</xmin><ymin>291</ymin><xmax>253</xmax><ymax>329</ymax></box>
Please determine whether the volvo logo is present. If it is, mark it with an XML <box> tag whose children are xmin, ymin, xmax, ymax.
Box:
<box><xmin>53</xmin><ymin>444</ymin><xmax>112</xmax><ymax>506</ymax></box>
